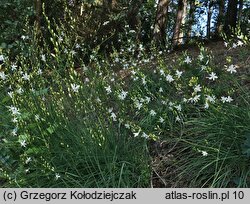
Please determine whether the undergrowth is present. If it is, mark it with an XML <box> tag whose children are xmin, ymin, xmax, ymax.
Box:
<box><xmin>0</xmin><ymin>10</ymin><xmax>249</xmax><ymax>187</ymax></box>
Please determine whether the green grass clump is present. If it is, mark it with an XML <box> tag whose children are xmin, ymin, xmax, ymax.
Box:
<box><xmin>176</xmin><ymin>102</ymin><xmax>250</xmax><ymax>187</ymax></box>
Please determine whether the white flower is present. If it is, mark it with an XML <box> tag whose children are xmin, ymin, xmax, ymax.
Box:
<box><xmin>12</xmin><ymin>118</ymin><xmax>18</xmax><ymax>123</ymax></box>
<box><xmin>184</xmin><ymin>56</ymin><xmax>192</xmax><ymax>64</ymax></box>
<box><xmin>85</xmin><ymin>78</ymin><xmax>90</xmax><ymax>83</ymax></box>
<box><xmin>204</xmin><ymin>102</ymin><xmax>209</xmax><ymax>109</ymax></box>
<box><xmin>237</xmin><ymin>41</ymin><xmax>244</xmax><ymax>47</ymax></box>
<box><xmin>125</xmin><ymin>124</ymin><xmax>130</xmax><ymax>129</ymax></box>
<box><xmin>145</xmin><ymin>96</ymin><xmax>151</xmax><ymax>103</ymax></box>
<box><xmin>198</xmin><ymin>53</ymin><xmax>204</xmax><ymax>61</ymax></box>
<box><xmin>110</xmin><ymin>112</ymin><xmax>117</xmax><ymax>121</ymax></box>
<box><xmin>103</xmin><ymin>21</ymin><xmax>109</xmax><ymax>25</ymax></box>
<box><xmin>7</xmin><ymin>105</ymin><xmax>20</xmax><ymax>115</ymax></box>
<box><xmin>201</xmin><ymin>65</ymin><xmax>207</xmax><ymax>71</ymax></box>
<box><xmin>142</xmin><ymin>76</ymin><xmax>146</xmax><ymax>85</ymax></box>
<box><xmin>150</xmin><ymin>110</ymin><xmax>156</xmax><ymax>116</ymax></box>
<box><xmin>135</xmin><ymin>100</ymin><xmax>142</xmax><ymax>110</ymax></box>
<box><xmin>83</xmin><ymin>66</ymin><xmax>88</xmax><ymax>71</ymax></box>
<box><xmin>159</xmin><ymin>69</ymin><xmax>165</xmax><ymax>76</ymax></box>
<box><xmin>159</xmin><ymin>117</ymin><xmax>164</xmax><ymax>123</ymax></box>
<box><xmin>58</xmin><ymin>36</ymin><xmax>63</xmax><ymax>42</ymax></box>
<box><xmin>133</xmin><ymin>131</ymin><xmax>140</xmax><ymax>137</ymax></box>
<box><xmin>175</xmin><ymin>116</ymin><xmax>181</xmax><ymax>122</ymax></box>
<box><xmin>0</xmin><ymin>54</ymin><xmax>5</xmax><ymax>62</ymax></box>
<box><xmin>174</xmin><ymin>104</ymin><xmax>182</xmax><ymax>112</ymax></box>
<box><xmin>55</xmin><ymin>173</ymin><xmax>61</xmax><ymax>180</ymax></box>
<box><xmin>118</xmin><ymin>90</ymin><xmax>128</xmax><ymax>100</ymax></box>
<box><xmin>169</xmin><ymin>102</ymin><xmax>174</xmax><ymax>108</ymax></box>
<box><xmin>140</xmin><ymin>98</ymin><xmax>145</xmax><ymax>103</ymax></box>
<box><xmin>175</xmin><ymin>70</ymin><xmax>183</xmax><ymax>78</ymax></box>
<box><xmin>201</xmin><ymin>151</ymin><xmax>208</xmax><ymax>156</ymax></box>
<box><xmin>221</xmin><ymin>96</ymin><xmax>227</xmax><ymax>103</ymax></box>
<box><xmin>0</xmin><ymin>71</ymin><xmax>7</xmax><ymax>80</ymax></box>
<box><xmin>108</xmin><ymin>108</ymin><xmax>113</xmax><ymax>113</ymax></box>
<box><xmin>17</xmin><ymin>87</ymin><xmax>24</xmax><ymax>94</ymax></box>
<box><xmin>166</xmin><ymin>74</ymin><xmax>174</xmax><ymax>82</ymax></box>
<box><xmin>105</xmin><ymin>85</ymin><xmax>112</xmax><ymax>94</ymax></box>
<box><xmin>70</xmin><ymin>50</ymin><xmax>77</xmax><ymax>55</ymax></box>
<box><xmin>193</xmin><ymin>95</ymin><xmax>200</xmax><ymax>102</ymax></box>
<box><xmin>20</xmin><ymin>140</ymin><xmax>27</xmax><ymax>147</ymax></box>
<box><xmin>25</xmin><ymin>157</ymin><xmax>32</xmax><ymax>164</ymax></box>
<box><xmin>71</xmin><ymin>83</ymin><xmax>80</xmax><ymax>93</ymax></box>
<box><xmin>37</xmin><ymin>69</ymin><xmax>43</xmax><ymax>75</ymax></box>
<box><xmin>114</xmin><ymin>57</ymin><xmax>119</xmax><ymax>63</ymax></box>
<box><xmin>207</xmin><ymin>72</ymin><xmax>218</xmax><ymax>81</ymax></box>
<box><xmin>75</xmin><ymin>43</ymin><xmax>81</xmax><ymax>49</ymax></box>
<box><xmin>226</xmin><ymin>96</ymin><xmax>233</xmax><ymax>103</ymax></box>
<box><xmin>232</xmin><ymin>43</ymin><xmax>237</xmax><ymax>49</ymax></box>
<box><xmin>161</xmin><ymin>100</ymin><xmax>167</xmax><ymax>105</ymax></box>
<box><xmin>8</xmin><ymin>91</ymin><xmax>14</xmax><ymax>98</ymax></box>
<box><xmin>226</xmin><ymin>64</ymin><xmax>237</xmax><ymax>74</ymax></box>
<box><xmin>41</xmin><ymin>54</ymin><xmax>46</xmax><ymax>62</ymax></box>
<box><xmin>11</xmin><ymin>64</ymin><xmax>17</xmax><ymax>71</ymax></box>
<box><xmin>35</xmin><ymin>114</ymin><xmax>40</xmax><ymax>121</ymax></box>
<box><xmin>22</xmin><ymin>73</ymin><xmax>30</xmax><ymax>81</ymax></box>
<box><xmin>96</xmin><ymin>97</ymin><xmax>101</xmax><ymax>103</ymax></box>
<box><xmin>221</xmin><ymin>96</ymin><xmax>233</xmax><ymax>103</ymax></box>
<box><xmin>131</xmin><ymin>70</ymin><xmax>136</xmax><ymax>75</ymax></box>
<box><xmin>21</xmin><ymin>35</ymin><xmax>27</xmax><ymax>40</ymax></box>
<box><xmin>194</xmin><ymin>84</ymin><xmax>202</xmax><ymax>93</ymax></box>
<box><xmin>133</xmin><ymin>76</ymin><xmax>139</xmax><ymax>81</ymax></box>
<box><xmin>189</xmin><ymin>95</ymin><xmax>200</xmax><ymax>103</ymax></box>
<box><xmin>139</xmin><ymin>44</ymin><xmax>144</xmax><ymax>51</ymax></box>
<box><xmin>11</xmin><ymin>128</ymin><xmax>18</xmax><ymax>136</ymax></box>
<box><xmin>142</xmin><ymin>132</ymin><xmax>149</xmax><ymax>139</ymax></box>
<box><xmin>206</xmin><ymin>95</ymin><xmax>216</xmax><ymax>103</ymax></box>
<box><xmin>159</xmin><ymin>87</ymin><xmax>163</xmax><ymax>93</ymax></box>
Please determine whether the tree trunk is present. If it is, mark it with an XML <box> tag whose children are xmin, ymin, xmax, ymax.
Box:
<box><xmin>153</xmin><ymin>0</ymin><xmax>170</xmax><ymax>47</ymax></box>
<box><xmin>187</xmin><ymin>0</ymin><xmax>195</xmax><ymax>39</ymax></box>
<box><xmin>224</xmin><ymin>0</ymin><xmax>238</xmax><ymax>36</ymax></box>
<box><xmin>127</xmin><ymin>0</ymin><xmax>143</xmax><ymax>30</ymax></box>
<box><xmin>207</xmin><ymin>0</ymin><xmax>213</xmax><ymax>39</ymax></box>
<box><xmin>127</xmin><ymin>0</ymin><xmax>143</xmax><ymax>42</ymax></box>
<box><xmin>173</xmin><ymin>0</ymin><xmax>187</xmax><ymax>46</ymax></box>
<box><xmin>34</xmin><ymin>0</ymin><xmax>42</xmax><ymax>28</ymax></box>
<box><xmin>215</xmin><ymin>0</ymin><xmax>225</xmax><ymax>34</ymax></box>
<box><xmin>238</xmin><ymin>0</ymin><xmax>244</xmax><ymax>23</ymax></box>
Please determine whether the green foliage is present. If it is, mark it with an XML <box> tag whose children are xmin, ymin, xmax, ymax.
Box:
<box><xmin>242</xmin><ymin>133</ymin><xmax>250</xmax><ymax>158</ymax></box>
<box><xmin>0</xmin><ymin>21</ymin><xmax>152</xmax><ymax>187</ymax></box>
<box><xmin>177</xmin><ymin>103</ymin><xmax>250</xmax><ymax>187</ymax></box>
<box><xmin>0</xmin><ymin>0</ymin><xmax>34</xmax><ymax>51</ymax></box>
<box><xmin>0</xmin><ymin>0</ymin><xmax>250</xmax><ymax>188</ymax></box>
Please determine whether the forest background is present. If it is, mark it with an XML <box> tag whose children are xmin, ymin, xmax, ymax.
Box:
<box><xmin>0</xmin><ymin>0</ymin><xmax>250</xmax><ymax>187</ymax></box>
